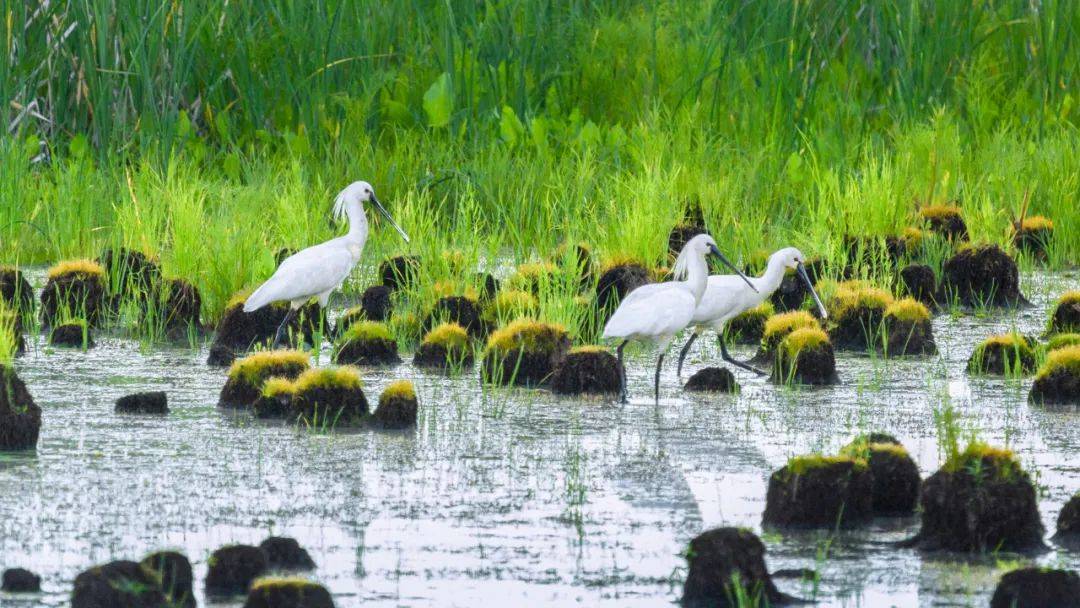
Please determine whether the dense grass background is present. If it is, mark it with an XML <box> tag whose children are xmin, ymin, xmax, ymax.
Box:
<box><xmin>2</xmin><ymin>0</ymin><xmax>1077</xmax><ymax>322</ymax></box>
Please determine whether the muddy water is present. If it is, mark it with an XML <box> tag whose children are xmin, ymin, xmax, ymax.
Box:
<box><xmin>1</xmin><ymin>270</ymin><xmax>1078</xmax><ymax>607</ymax></box>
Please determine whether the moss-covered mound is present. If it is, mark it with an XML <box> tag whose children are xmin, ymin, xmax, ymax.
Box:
<box><xmin>668</xmin><ymin>223</ymin><xmax>708</xmax><ymax>259</ymax></box>
<box><xmin>482</xmin><ymin>289</ymin><xmax>538</xmax><ymax>327</ymax></box>
<box><xmin>683</xmin><ymin>367</ymin><xmax>739</xmax><ymax>394</ymax></box>
<box><xmin>1048</xmin><ymin>333</ymin><xmax>1080</xmax><ymax>352</ymax></box>
<box><xmin>208</xmin><ymin>292</ymin><xmax>321</xmax><ymax>366</ymax></box>
<box><xmin>333</xmin><ymin>321</ymin><xmax>400</xmax><ymax>366</ymax></box>
<box><xmin>841</xmin><ymin>436</ymin><xmax>921</xmax><ymax>515</ymax></box>
<box><xmin>968</xmin><ymin>333</ymin><xmax>1038</xmax><ymax>376</ymax></box>
<box><xmin>148</xmin><ymin>278</ymin><xmax>202</xmax><ymax>339</ymax></box>
<box><xmin>762</xmin><ymin>454</ymin><xmax>874</xmax><ymax>528</ymax></box>
<box><xmin>1013</xmin><ymin>215</ymin><xmax>1054</xmax><ymax>259</ymax></box>
<box><xmin>219</xmin><ymin>350</ymin><xmax>311</xmax><ymax>409</ymax></box>
<box><xmin>334</xmin><ymin>285</ymin><xmax>394</xmax><ymax>334</ymax></box>
<box><xmin>481</xmin><ymin>320</ymin><xmax>570</xmax><ymax>387</ymax></box>
<box><xmin>772</xmin><ymin>327</ymin><xmax>838</xmax><ymax>385</ymax></box>
<box><xmin>595</xmin><ymin>260</ymin><xmax>652</xmax><ymax>315</ymax></box>
<box><xmin>756</xmin><ymin>310</ymin><xmax>821</xmax><ymax>362</ymax></box>
<box><xmin>373</xmin><ymin>380</ymin><xmax>418</xmax><ymax>429</ymax></box>
<box><xmin>115</xmin><ymin>391</ymin><xmax>169</xmax><ymax>415</ymax></box>
<box><xmin>680</xmin><ymin>527</ymin><xmax>797</xmax><ymax>608</ymax></box>
<box><xmin>48</xmin><ymin>320</ymin><xmax>94</xmax><ymax>349</ymax></box>
<box><xmin>1029</xmin><ymin>344</ymin><xmax>1080</xmax><ymax>405</ymax></box>
<box><xmin>0</xmin><ymin>365</ymin><xmax>40</xmax><ymax>450</ymax></box>
<box><xmin>243</xmin><ymin>578</ymin><xmax>335</xmax><ymax>608</ymax></box>
<box><xmin>990</xmin><ymin>567</ymin><xmax>1080</xmax><ymax>608</ymax></box>
<box><xmin>905</xmin><ymin>443</ymin><xmax>1044</xmax><ymax>552</ymax></box>
<box><xmin>289</xmin><ymin>366</ymin><xmax>368</xmax><ymax>427</ymax></box>
<box><xmin>770</xmin><ymin>259</ymin><xmax>824</xmax><ymax>312</ymax></box>
<box><xmin>899</xmin><ymin>263</ymin><xmax>939</xmax><ymax>308</ymax></box>
<box><xmin>553</xmin><ymin>241</ymin><xmax>595</xmax><ymax>288</ymax></box>
<box><xmin>414</xmin><ymin>323</ymin><xmax>474</xmax><ymax>371</ymax></box>
<box><xmin>379</xmin><ymin>255</ymin><xmax>421</xmax><ymax>291</ymax></box>
<box><xmin>2</xmin><ymin>567</ymin><xmax>40</xmax><ymax>592</ymax></box>
<box><xmin>1055</xmin><ymin>493</ymin><xmax>1080</xmax><ymax>545</ymax></box>
<box><xmin>98</xmin><ymin>247</ymin><xmax>162</xmax><ymax>300</ymax></box>
<box><xmin>72</xmin><ymin>560</ymin><xmax>168</xmax><ymax>607</ymax></box>
<box><xmin>827</xmin><ymin>285</ymin><xmax>893</xmax><ymax>350</ymax></box>
<box><xmin>251</xmin><ymin>377</ymin><xmax>296</xmax><ymax>419</ymax></box>
<box><xmin>259</xmin><ymin>537</ymin><xmax>316</xmax><ymax>570</ymax></box>
<box><xmin>140</xmin><ymin>551</ymin><xmax>195</xmax><ymax>608</ymax></box>
<box><xmin>0</xmin><ymin>266</ymin><xmax>34</xmax><ymax>313</ymax></box>
<box><xmin>206</xmin><ymin>544</ymin><xmax>269</xmax><ymax>596</ymax></box>
<box><xmin>40</xmin><ymin>259</ymin><xmax>107</xmax><ymax>327</ymax></box>
<box><xmin>422</xmin><ymin>295</ymin><xmax>486</xmax><ymax>339</ymax></box>
<box><xmin>942</xmin><ymin>244</ymin><xmax>1024</xmax><ymax>307</ymax></box>
<box><xmin>726</xmin><ymin>301</ymin><xmax>774</xmax><ymax>345</ymax></box>
<box><xmin>1048</xmin><ymin>291</ymin><xmax>1080</xmax><ymax>335</ymax></box>
<box><xmin>918</xmin><ymin>204</ymin><xmax>968</xmax><ymax>241</ymax></box>
<box><xmin>550</xmin><ymin>346</ymin><xmax>621</xmax><ymax>396</ymax></box>
<box><xmin>884</xmin><ymin>298</ymin><xmax>936</xmax><ymax>356</ymax></box>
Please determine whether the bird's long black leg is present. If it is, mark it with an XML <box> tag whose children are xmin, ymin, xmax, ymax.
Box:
<box><xmin>654</xmin><ymin>353</ymin><xmax>665</xmax><ymax>404</ymax></box>
<box><xmin>675</xmin><ymin>332</ymin><xmax>699</xmax><ymax>379</ymax></box>
<box><xmin>720</xmin><ymin>335</ymin><xmax>767</xmax><ymax>376</ymax></box>
<box><xmin>272</xmin><ymin>308</ymin><xmax>298</xmax><ymax>348</ymax></box>
<box><xmin>616</xmin><ymin>340</ymin><xmax>629</xmax><ymax>404</ymax></box>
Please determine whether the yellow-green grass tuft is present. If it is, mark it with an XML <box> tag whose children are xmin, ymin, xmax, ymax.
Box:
<box><xmin>381</xmin><ymin>379</ymin><xmax>416</xmax><ymax>401</ymax></box>
<box><xmin>569</xmin><ymin>345</ymin><xmax>608</xmax><ymax>355</ymax></box>
<box><xmin>508</xmin><ymin>262</ymin><xmax>559</xmax><ymax>290</ymax></box>
<box><xmin>828</xmin><ymin>285</ymin><xmax>894</xmax><ymax>320</ymax></box>
<box><xmin>1047</xmin><ymin>333</ymin><xmax>1080</xmax><ymax>352</ymax></box>
<box><xmin>261</xmin><ymin>377</ymin><xmax>296</xmax><ymax>398</ymax></box>
<box><xmin>250</xmin><ymin>576</ymin><xmax>323</xmax><ymax>591</ymax></box>
<box><xmin>599</xmin><ymin>254</ymin><xmax>647</xmax><ymax>273</ymax></box>
<box><xmin>1056</xmin><ymin>291</ymin><xmax>1080</xmax><ymax>306</ymax></box>
<box><xmin>484</xmin><ymin>319</ymin><xmax>568</xmax><ymax>354</ymax></box>
<box><xmin>781</xmin><ymin>327</ymin><xmax>831</xmax><ymax>357</ymax></box>
<box><xmin>227</xmin><ymin>350</ymin><xmax>310</xmax><ymax>384</ymax></box>
<box><xmin>440</xmin><ymin>248</ymin><xmax>469</xmax><ymax>272</ymax></box>
<box><xmin>840</xmin><ymin>437</ymin><xmax>909</xmax><ymax>460</ymax></box>
<box><xmin>47</xmin><ymin>259</ymin><xmax>105</xmax><ymax>280</ymax></box>
<box><xmin>1020</xmin><ymin>215</ymin><xmax>1053</xmax><ymax>231</ymax></box>
<box><xmin>432</xmin><ymin>280</ymin><xmax>479</xmax><ymax>301</ymax></box>
<box><xmin>919</xmin><ymin>204</ymin><xmax>963</xmax><ymax>220</ymax></box>
<box><xmin>293</xmin><ymin>366</ymin><xmax>363</xmax><ymax>392</ymax></box>
<box><xmin>885</xmin><ymin>298</ymin><xmax>931</xmax><ymax>323</ymax></box>
<box><xmin>786</xmin><ymin>454</ymin><xmax>868</xmax><ymax>476</ymax></box>
<box><xmin>902</xmin><ymin>226</ymin><xmax>926</xmax><ymax>246</ymax></box>
<box><xmin>1035</xmin><ymin>344</ymin><xmax>1080</xmax><ymax>380</ymax></box>
<box><xmin>225</xmin><ymin>288</ymin><xmax>254</xmax><ymax>310</ymax></box>
<box><xmin>943</xmin><ymin>441</ymin><xmax>1022</xmax><ymax>479</ymax></box>
<box><xmin>422</xmin><ymin>322</ymin><xmax>470</xmax><ymax>349</ymax></box>
<box><xmin>484</xmin><ymin>289</ymin><xmax>538</xmax><ymax>321</ymax></box>
<box><xmin>974</xmin><ymin>332</ymin><xmax>1033</xmax><ymax>352</ymax></box>
<box><xmin>763</xmin><ymin>310</ymin><xmax>820</xmax><ymax>341</ymax></box>
<box><xmin>740</xmin><ymin>301</ymin><xmax>775</xmax><ymax>320</ymax></box>
<box><xmin>340</xmin><ymin>320</ymin><xmax>393</xmax><ymax>342</ymax></box>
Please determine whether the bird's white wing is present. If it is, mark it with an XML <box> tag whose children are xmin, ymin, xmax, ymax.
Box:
<box><xmin>690</xmin><ymin>275</ymin><xmax>763</xmax><ymax>325</ymax></box>
<box><xmin>603</xmin><ymin>284</ymin><xmax>696</xmax><ymax>340</ymax></box>
<box><xmin>244</xmin><ymin>238</ymin><xmax>357</xmax><ymax>312</ymax></box>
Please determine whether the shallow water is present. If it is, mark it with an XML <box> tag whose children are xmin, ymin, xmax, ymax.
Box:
<box><xmin>1</xmin><ymin>269</ymin><xmax>1078</xmax><ymax>607</ymax></box>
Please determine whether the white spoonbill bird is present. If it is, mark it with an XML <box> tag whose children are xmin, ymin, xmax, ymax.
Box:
<box><xmin>603</xmin><ymin>234</ymin><xmax>757</xmax><ymax>403</ymax></box>
<box><xmin>675</xmin><ymin>246</ymin><xmax>827</xmax><ymax>378</ymax></box>
<box><xmin>244</xmin><ymin>180</ymin><xmax>410</xmax><ymax>346</ymax></box>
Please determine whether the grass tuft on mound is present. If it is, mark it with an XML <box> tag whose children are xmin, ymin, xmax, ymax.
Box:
<box><xmin>47</xmin><ymin>259</ymin><xmax>105</xmax><ymax>280</ymax></box>
<box><xmin>228</xmin><ymin>350</ymin><xmax>311</xmax><ymax>384</ymax></box>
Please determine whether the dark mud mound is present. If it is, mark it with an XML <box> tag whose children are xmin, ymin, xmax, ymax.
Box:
<box><xmin>827</xmin><ymin>286</ymin><xmax>892</xmax><ymax>351</ymax></box>
<box><xmin>422</xmin><ymin>295</ymin><xmax>485</xmax><ymax>339</ymax></box>
<box><xmin>333</xmin><ymin>321</ymin><xmax>400</xmax><ymax>366</ymax></box>
<box><xmin>205</xmin><ymin>544</ymin><xmax>269</xmax><ymax>596</ymax></box>
<box><xmin>72</xmin><ymin>560</ymin><xmax>167</xmax><ymax>607</ymax></box>
<box><xmin>990</xmin><ymin>567</ymin><xmax>1080</xmax><ymax>608</ymax></box>
<box><xmin>841</xmin><ymin>436</ymin><xmax>920</xmax><ymax>515</ymax></box>
<box><xmin>772</xmin><ymin>328</ymin><xmax>838</xmax><ymax>385</ymax></box>
<box><xmin>0</xmin><ymin>365</ymin><xmax>41</xmax><ymax>450</ymax></box>
<box><xmin>968</xmin><ymin>333</ymin><xmax>1038</xmax><ymax>376</ymax></box>
<box><xmin>49</xmin><ymin>321</ymin><xmax>94</xmax><ymax>349</ymax></box>
<box><xmin>243</xmin><ymin>579</ymin><xmax>335</xmax><ymax>608</ymax></box>
<box><xmin>98</xmin><ymin>247</ymin><xmax>161</xmax><ymax>300</ymax></box>
<box><xmin>1048</xmin><ymin>291</ymin><xmax>1080</xmax><ymax>335</ymax></box>
<box><xmin>899</xmin><ymin>264</ymin><xmax>939</xmax><ymax>308</ymax></box>
<box><xmin>360</xmin><ymin>284</ymin><xmax>393</xmax><ymax>322</ymax></box>
<box><xmin>2</xmin><ymin>567</ymin><xmax>40</xmax><ymax>592</ymax></box>
<box><xmin>0</xmin><ymin>266</ymin><xmax>34</xmax><ymax>313</ymax></box>
<box><xmin>905</xmin><ymin>443</ymin><xmax>1044</xmax><ymax>552</ymax></box>
<box><xmin>481</xmin><ymin>320</ymin><xmax>570</xmax><ymax>387</ymax></box>
<box><xmin>1013</xmin><ymin>216</ymin><xmax>1054</xmax><ymax>260</ymax></box>
<box><xmin>684</xmin><ymin>367</ymin><xmax>738</xmax><ymax>394</ymax></box>
<box><xmin>219</xmin><ymin>351</ymin><xmax>310</xmax><ymax>409</ymax></box>
<box><xmin>149</xmin><ymin>278</ymin><xmax>201</xmax><ymax>339</ymax></box>
<box><xmin>681</xmin><ymin>527</ymin><xmax>798</xmax><ymax>608</ymax></box>
<box><xmin>770</xmin><ymin>259</ymin><xmax>824</xmax><ymax>312</ymax></box>
<box><xmin>259</xmin><ymin>537</ymin><xmax>316</xmax><ymax>570</ymax></box>
<box><xmin>140</xmin><ymin>551</ymin><xmax>195</xmax><ymax>608</ymax></box>
<box><xmin>551</xmin><ymin>347</ymin><xmax>621</xmax><ymax>396</ymax></box>
<box><xmin>379</xmin><ymin>255</ymin><xmax>421</xmax><ymax>291</ymax></box>
<box><xmin>289</xmin><ymin>367</ymin><xmax>369</xmax><ymax>427</ymax></box>
<box><xmin>756</xmin><ymin>310</ymin><xmax>821</xmax><ymax>363</ymax></box>
<box><xmin>1029</xmin><ymin>345</ymin><xmax>1080</xmax><ymax>405</ymax></box>
<box><xmin>1055</xmin><ymin>493</ymin><xmax>1080</xmax><ymax>547</ymax></box>
<box><xmin>726</xmin><ymin>302</ymin><xmax>773</xmax><ymax>345</ymax></box>
<box><xmin>762</xmin><ymin>455</ymin><xmax>873</xmax><ymax>528</ymax></box>
<box><xmin>413</xmin><ymin>323</ymin><xmax>474</xmax><ymax>371</ymax></box>
<box><xmin>595</xmin><ymin>262</ymin><xmax>652</xmax><ymax>315</ymax></box>
<box><xmin>115</xmin><ymin>391</ymin><xmax>169</xmax><ymax>414</ymax></box>
<box><xmin>40</xmin><ymin>260</ymin><xmax>108</xmax><ymax>327</ymax></box>
<box><xmin>373</xmin><ymin>380</ymin><xmax>418</xmax><ymax>429</ymax></box>
<box><xmin>883</xmin><ymin>299</ymin><xmax>936</xmax><ymax>357</ymax></box>
<box><xmin>208</xmin><ymin>295</ymin><xmax>321</xmax><ymax>367</ymax></box>
<box><xmin>918</xmin><ymin>204</ymin><xmax>968</xmax><ymax>241</ymax></box>
<box><xmin>942</xmin><ymin>244</ymin><xmax>1025</xmax><ymax>307</ymax></box>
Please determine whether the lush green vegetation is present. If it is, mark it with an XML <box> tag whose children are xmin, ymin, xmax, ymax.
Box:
<box><xmin>3</xmin><ymin>0</ymin><xmax>1077</xmax><ymax>331</ymax></box>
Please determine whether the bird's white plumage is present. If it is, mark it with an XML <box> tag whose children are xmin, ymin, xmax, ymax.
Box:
<box><xmin>689</xmin><ymin>246</ymin><xmax>809</xmax><ymax>332</ymax></box>
<box><xmin>243</xmin><ymin>181</ymin><xmax>382</xmax><ymax>313</ymax></box>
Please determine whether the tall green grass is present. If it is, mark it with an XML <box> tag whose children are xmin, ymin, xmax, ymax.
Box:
<box><xmin>1</xmin><ymin>0</ymin><xmax>1077</xmax><ymax>326</ymax></box>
